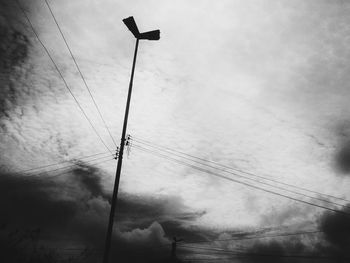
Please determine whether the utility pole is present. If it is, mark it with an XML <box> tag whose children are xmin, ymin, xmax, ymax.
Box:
<box><xmin>171</xmin><ymin>237</ymin><xmax>183</xmax><ymax>262</ymax></box>
<box><xmin>102</xmin><ymin>17</ymin><xmax>160</xmax><ymax>263</ymax></box>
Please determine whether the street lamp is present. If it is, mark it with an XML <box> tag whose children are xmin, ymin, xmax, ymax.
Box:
<box><xmin>123</xmin><ymin>16</ymin><xmax>160</xmax><ymax>40</ymax></box>
<box><xmin>102</xmin><ymin>16</ymin><xmax>160</xmax><ymax>263</ymax></box>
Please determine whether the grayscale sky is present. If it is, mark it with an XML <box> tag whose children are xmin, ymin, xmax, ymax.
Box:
<box><xmin>1</xmin><ymin>0</ymin><xmax>350</xmax><ymax>262</ymax></box>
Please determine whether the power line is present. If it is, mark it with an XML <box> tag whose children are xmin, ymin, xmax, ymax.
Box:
<box><xmin>180</xmin><ymin>249</ymin><xmax>253</xmax><ymax>256</ymax></box>
<box><xmin>118</xmin><ymin>243</ymin><xmax>171</xmax><ymax>252</ymax></box>
<box><xmin>131</xmin><ymin>136</ymin><xmax>350</xmax><ymax>203</ymax></box>
<box><xmin>25</xmin><ymin>154</ymin><xmax>113</xmax><ymax>178</ymax></box>
<box><xmin>182</xmin><ymin>260</ymin><xmax>236</xmax><ymax>262</ymax></box>
<box><xmin>182</xmin><ymin>255</ymin><xmax>246</xmax><ymax>261</ymax></box>
<box><xmin>178</xmin><ymin>245</ymin><xmax>350</xmax><ymax>260</ymax></box>
<box><xmin>37</xmin><ymin>157</ymin><xmax>114</xmax><ymax>180</ymax></box>
<box><xmin>182</xmin><ymin>257</ymin><xmax>337</xmax><ymax>262</ymax></box>
<box><xmin>180</xmin><ymin>245</ymin><xmax>306</xmax><ymax>255</ymax></box>
<box><xmin>41</xmin><ymin>155</ymin><xmax>113</xmax><ymax>177</ymax></box>
<box><xmin>18</xmin><ymin>158</ymin><xmax>114</xmax><ymax>190</ymax></box>
<box><xmin>15</xmin><ymin>151</ymin><xmax>111</xmax><ymax>175</ymax></box>
<box><xmin>15</xmin><ymin>0</ymin><xmax>113</xmax><ymax>154</ymax></box>
<box><xmin>182</xmin><ymin>258</ymin><xmax>252</xmax><ymax>262</ymax></box>
<box><xmin>44</xmin><ymin>0</ymin><xmax>118</xmax><ymax>148</ymax></box>
<box><xmin>131</xmin><ymin>141</ymin><xmax>345</xmax><ymax>209</ymax></box>
<box><xmin>133</xmin><ymin>144</ymin><xmax>350</xmax><ymax>216</ymax></box>
<box><xmin>131</xmin><ymin>144</ymin><xmax>350</xmax><ymax>217</ymax></box>
<box><xmin>179</xmin><ymin>245</ymin><xmax>256</xmax><ymax>254</ymax></box>
<box><xmin>183</xmin><ymin>230</ymin><xmax>322</xmax><ymax>244</ymax></box>
<box><xmin>132</xmin><ymin>136</ymin><xmax>349</xmax><ymax>203</ymax></box>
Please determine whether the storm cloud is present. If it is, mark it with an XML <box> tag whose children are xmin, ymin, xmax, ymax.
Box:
<box><xmin>318</xmin><ymin>205</ymin><xmax>350</xmax><ymax>253</ymax></box>
<box><xmin>0</xmin><ymin>161</ymin><xmax>208</xmax><ymax>262</ymax></box>
<box><xmin>0</xmin><ymin>0</ymin><xmax>31</xmax><ymax>119</ymax></box>
<box><xmin>334</xmin><ymin>123</ymin><xmax>350</xmax><ymax>175</ymax></box>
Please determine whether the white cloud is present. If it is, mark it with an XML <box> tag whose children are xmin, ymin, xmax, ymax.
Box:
<box><xmin>116</xmin><ymin>221</ymin><xmax>170</xmax><ymax>245</ymax></box>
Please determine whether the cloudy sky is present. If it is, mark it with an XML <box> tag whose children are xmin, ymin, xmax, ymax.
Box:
<box><xmin>1</xmin><ymin>0</ymin><xmax>350</xmax><ymax>262</ymax></box>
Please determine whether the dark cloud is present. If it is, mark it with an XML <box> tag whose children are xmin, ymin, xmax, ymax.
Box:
<box><xmin>0</xmin><ymin>0</ymin><xmax>29</xmax><ymax>67</ymax></box>
<box><xmin>0</xmin><ymin>169</ymin><xmax>109</xmax><ymax>256</ymax></box>
<box><xmin>0</xmin><ymin>161</ymin><xmax>208</xmax><ymax>263</ymax></box>
<box><xmin>245</xmin><ymin>240</ymin><xmax>306</xmax><ymax>263</ymax></box>
<box><xmin>0</xmin><ymin>174</ymin><xmax>78</xmax><ymax>231</ymax></box>
<box><xmin>335</xmin><ymin>142</ymin><xmax>350</xmax><ymax>174</ymax></box>
<box><xmin>233</xmin><ymin>208</ymin><xmax>350</xmax><ymax>263</ymax></box>
<box><xmin>116</xmin><ymin>193</ymin><xmax>205</xmax><ymax>229</ymax></box>
<box><xmin>225</xmin><ymin>226</ymin><xmax>285</xmax><ymax>240</ymax></box>
<box><xmin>0</xmin><ymin>24</ymin><xmax>28</xmax><ymax>70</ymax></box>
<box><xmin>318</xmin><ymin>205</ymin><xmax>350</xmax><ymax>252</ymax></box>
<box><xmin>72</xmin><ymin>161</ymin><xmax>110</xmax><ymax>200</ymax></box>
<box><xmin>333</xmin><ymin>122</ymin><xmax>350</xmax><ymax>175</ymax></box>
<box><xmin>173</xmin><ymin>207</ymin><xmax>350</xmax><ymax>263</ymax></box>
<box><xmin>0</xmin><ymin>0</ymin><xmax>31</xmax><ymax>117</ymax></box>
<box><xmin>160</xmin><ymin>220</ymin><xmax>214</xmax><ymax>244</ymax></box>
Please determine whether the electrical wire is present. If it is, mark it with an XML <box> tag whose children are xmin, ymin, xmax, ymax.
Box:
<box><xmin>178</xmin><ymin>245</ymin><xmax>349</xmax><ymax>260</ymax></box>
<box><xmin>44</xmin><ymin>0</ymin><xmax>118</xmax><ymax>148</ymax></box>
<box><xmin>14</xmin><ymin>151</ymin><xmax>111</xmax><ymax>175</ymax></box>
<box><xmin>131</xmin><ymin>144</ymin><xmax>350</xmax><ymax>217</ymax></box>
<box><xmin>41</xmin><ymin>157</ymin><xmax>115</xmax><ymax>180</ymax></box>
<box><xmin>182</xmin><ymin>258</ymin><xmax>249</xmax><ymax>262</ymax></box>
<box><xmin>183</xmin><ymin>230</ymin><xmax>322</xmax><ymax>244</ymax></box>
<box><xmin>181</xmin><ymin>258</ymin><xmax>249</xmax><ymax>262</ymax></box>
<box><xmin>181</xmin><ymin>257</ymin><xmax>331</xmax><ymax>262</ymax></box>
<box><xmin>178</xmin><ymin>245</ymin><xmax>251</xmax><ymax>254</ymax></box>
<box><xmin>131</xmin><ymin>141</ymin><xmax>345</xmax><ymax>209</ymax></box>
<box><xmin>15</xmin><ymin>0</ymin><xmax>113</xmax><ymax>154</ymax></box>
<box><xmin>131</xmin><ymin>136</ymin><xmax>350</xmax><ymax>203</ymax></box>
<box><xmin>24</xmin><ymin>154</ymin><xmax>113</xmax><ymax>178</ymax></box>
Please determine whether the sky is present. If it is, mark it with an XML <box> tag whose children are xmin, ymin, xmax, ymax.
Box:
<box><xmin>1</xmin><ymin>0</ymin><xmax>350</xmax><ymax>262</ymax></box>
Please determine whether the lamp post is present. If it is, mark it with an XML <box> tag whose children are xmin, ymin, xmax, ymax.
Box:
<box><xmin>102</xmin><ymin>16</ymin><xmax>160</xmax><ymax>263</ymax></box>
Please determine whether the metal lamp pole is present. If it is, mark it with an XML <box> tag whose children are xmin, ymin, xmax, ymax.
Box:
<box><xmin>102</xmin><ymin>16</ymin><xmax>160</xmax><ymax>263</ymax></box>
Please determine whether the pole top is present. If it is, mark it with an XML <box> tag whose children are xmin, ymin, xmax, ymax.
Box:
<box><xmin>123</xmin><ymin>16</ymin><xmax>160</xmax><ymax>40</ymax></box>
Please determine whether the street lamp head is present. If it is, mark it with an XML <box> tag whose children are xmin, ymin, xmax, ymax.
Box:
<box><xmin>123</xmin><ymin>16</ymin><xmax>160</xmax><ymax>40</ymax></box>
<box><xmin>122</xmin><ymin>16</ymin><xmax>140</xmax><ymax>38</ymax></box>
<box><xmin>139</xmin><ymin>30</ymin><xmax>160</xmax><ymax>40</ymax></box>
